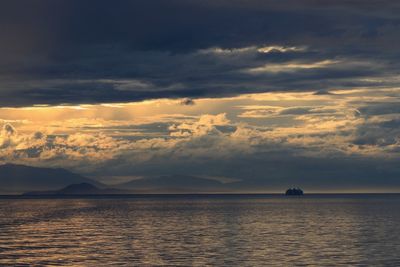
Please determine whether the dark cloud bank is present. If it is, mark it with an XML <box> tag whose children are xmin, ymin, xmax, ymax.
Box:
<box><xmin>1</xmin><ymin>0</ymin><xmax>400</xmax><ymax>106</ymax></box>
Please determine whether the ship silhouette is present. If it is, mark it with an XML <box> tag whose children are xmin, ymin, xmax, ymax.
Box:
<box><xmin>285</xmin><ymin>187</ymin><xmax>304</xmax><ymax>196</ymax></box>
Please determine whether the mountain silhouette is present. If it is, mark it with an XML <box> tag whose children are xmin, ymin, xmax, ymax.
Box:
<box><xmin>0</xmin><ymin>164</ymin><xmax>104</xmax><ymax>194</ymax></box>
<box><xmin>56</xmin><ymin>183</ymin><xmax>102</xmax><ymax>195</ymax></box>
<box><xmin>116</xmin><ymin>175</ymin><xmax>225</xmax><ymax>193</ymax></box>
<box><xmin>23</xmin><ymin>183</ymin><xmax>127</xmax><ymax>195</ymax></box>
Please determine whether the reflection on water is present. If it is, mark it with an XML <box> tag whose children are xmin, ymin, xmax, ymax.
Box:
<box><xmin>1</xmin><ymin>195</ymin><xmax>400</xmax><ymax>266</ymax></box>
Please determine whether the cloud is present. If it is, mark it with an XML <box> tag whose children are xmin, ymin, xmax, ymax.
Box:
<box><xmin>0</xmin><ymin>0</ymin><xmax>400</xmax><ymax>106</ymax></box>
<box><xmin>198</xmin><ymin>45</ymin><xmax>306</xmax><ymax>55</ymax></box>
<box><xmin>1</xmin><ymin>123</ymin><xmax>16</xmax><ymax>137</ymax></box>
<box><xmin>179</xmin><ymin>98</ymin><xmax>195</xmax><ymax>106</ymax></box>
<box><xmin>0</xmin><ymin>88</ymin><xmax>399</xmax><ymax>190</ymax></box>
<box><xmin>257</xmin><ymin>45</ymin><xmax>307</xmax><ymax>54</ymax></box>
<box><xmin>169</xmin><ymin>113</ymin><xmax>230</xmax><ymax>137</ymax></box>
<box><xmin>246</xmin><ymin>60</ymin><xmax>338</xmax><ymax>74</ymax></box>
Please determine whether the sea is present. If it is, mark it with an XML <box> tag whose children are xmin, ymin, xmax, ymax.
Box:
<box><xmin>0</xmin><ymin>194</ymin><xmax>400</xmax><ymax>266</ymax></box>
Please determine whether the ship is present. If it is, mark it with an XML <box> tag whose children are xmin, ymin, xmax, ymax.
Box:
<box><xmin>285</xmin><ymin>187</ymin><xmax>304</xmax><ymax>196</ymax></box>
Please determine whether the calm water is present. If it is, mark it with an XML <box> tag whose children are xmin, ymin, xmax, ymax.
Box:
<box><xmin>1</xmin><ymin>194</ymin><xmax>400</xmax><ymax>266</ymax></box>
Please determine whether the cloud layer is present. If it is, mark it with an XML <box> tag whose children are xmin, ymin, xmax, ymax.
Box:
<box><xmin>1</xmin><ymin>89</ymin><xmax>400</xmax><ymax>191</ymax></box>
<box><xmin>1</xmin><ymin>0</ymin><xmax>400</xmax><ymax>106</ymax></box>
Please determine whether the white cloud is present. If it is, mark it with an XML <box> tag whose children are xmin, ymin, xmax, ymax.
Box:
<box><xmin>246</xmin><ymin>60</ymin><xmax>338</xmax><ymax>73</ymax></box>
<box><xmin>198</xmin><ymin>45</ymin><xmax>306</xmax><ymax>55</ymax></box>
<box><xmin>257</xmin><ymin>45</ymin><xmax>307</xmax><ymax>53</ymax></box>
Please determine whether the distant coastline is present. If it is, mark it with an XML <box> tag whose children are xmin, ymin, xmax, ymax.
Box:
<box><xmin>0</xmin><ymin>192</ymin><xmax>398</xmax><ymax>200</ymax></box>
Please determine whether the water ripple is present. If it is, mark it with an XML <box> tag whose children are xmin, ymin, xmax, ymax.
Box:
<box><xmin>1</xmin><ymin>195</ymin><xmax>400</xmax><ymax>266</ymax></box>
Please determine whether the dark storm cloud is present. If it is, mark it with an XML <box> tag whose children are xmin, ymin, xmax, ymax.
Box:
<box><xmin>1</xmin><ymin>0</ymin><xmax>400</xmax><ymax>106</ymax></box>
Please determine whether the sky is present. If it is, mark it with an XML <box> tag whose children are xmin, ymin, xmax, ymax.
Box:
<box><xmin>1</xmin><ymin>0</ymin><xmax>400</xmax><ymax>192</ymax></box>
